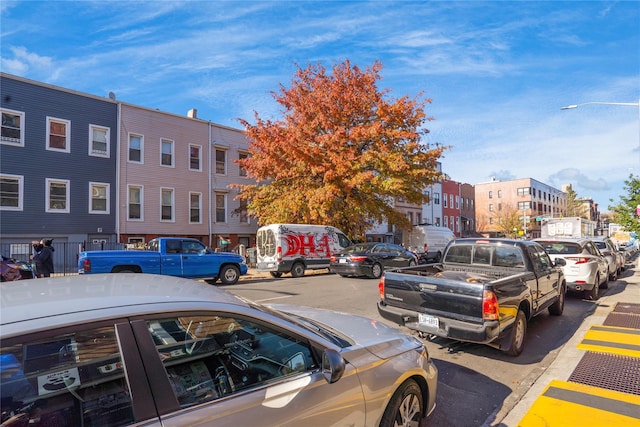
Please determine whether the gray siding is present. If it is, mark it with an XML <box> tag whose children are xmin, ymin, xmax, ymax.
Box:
<box><xmin>1</xmin><ymin>74</ymin><xmax>118</xmax><ymax>240</ymax></box>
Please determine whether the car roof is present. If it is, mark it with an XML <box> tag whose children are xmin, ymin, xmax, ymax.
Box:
<box><xmin>534</xmin><ymin>237</ymin><xmax>591</xmax><ymax>244</ymax></box>
<box><xmin>0</xmin><ymin>274</ymin><xmax>248</xmax><ymax>328</ymax></box>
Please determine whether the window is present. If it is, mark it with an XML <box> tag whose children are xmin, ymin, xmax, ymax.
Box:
<box><xmin>189</xmin><ymin>144</ymin><xmax>202</xmax><ymax>171</ymax></box>
<box><xmin>498</xmin><ymin>203</ymin><xmax>502</xmax><ymax>211</ymax></box>
<box><xmin>216</xmin><ymin>193</ymin><xmax>226</xmax><ymax>223</ymax></box>
<box><xmin>238</xmin><ymin>152</ymin><xmax>248</xmax><ymax>176</ymax></box>
<box><xmin>444</xmin><ymin>216</ymin><xmax>448</xmax><ymax>228</ymax></box>
<box><xmin>498</xmin><ymin>190</ymin><xmax>502</xmax><ymax>198</ymax></box>
<box><xmin>216</xmin><ymin>149</ymin><xmax>226</xmax><ymax>174</ymax></box>
<box><xmin>433</xmin><ymin>192</ymin><xmax>440</xmax><ymax>205</ymax></box>
<box><xmin>128</xmin><ymin>134</ymin><xmax>143</xmax><ymax>163</ymax></box>
<box><xmin>0</xmin><ymin>325</ymin><xmax>135</xmax><ymax>427</ymax></box>
<box><xmin>517</xmin><ymin>187</ymin><xmax>531</xmax><ymax>197</ymax></box>
<box><xmin>128</xmin><ymin>185</ymin><xmax>143</xmax><ymax>220</ymax></box>
<box><xmin>455</xmin><ymin>196</ymin><xmax>459</xmax><ymax>209</ymax></box>
<box><xmin>443</xmin><ymin>194</ymin><xmax>448</xmax><ymax>208</ymax></box>
<box><xmin>47</xmin><ymin>117</ymin><xmax>70</xmax><ymax>152</ymax></box>
<box><xmin>489</xmin><ymin>204</ymin><xmax>494</xmax><ymax>212</ymax></box>
<box><xmin>1</xmin><ymin>108</ymin><xmax>25</xmax><ymax>146</ymax></box>
<box><xmin>190</xmin><ymin>192</ymin><xmax>201</xmax><ymax>223</ymax></box>
<box><xmin>89</xmin><ymin>124</ymin><xmax>110</xmax><ymax>157</ymax></box>
<box><xmin>46</xmin><ymin>178</ymin><xmax>69</xmax><ymax>212</ymax></box>
<box><xmin>147</xmin><ymin>315</ymin><xmax>317</xmax><ymax>409</ymax></box>
<box><xmin>0</xmin><ymin>174</ymin><xmax>23</xmax><ymax>210</ymax></box>
<box><xmin>89</xmin><ymin>182</ymin><xmax>110</xmax><ymax>214</ymax></box>
<box><xmin>489</xmin><ymin>191</ymin><xmax>493</xmax><ymax>199</ymax></box>
<box><xmin>161</xmin><ymin>139</ymin><xmax>174</xmax><ymax>167</ymax></box>
<box><xmin>450</xmin><ymin>195</ymin><xmax>453</xmax><ymax>208</ymax></box>
<box><xmin>161</xmin><ymin>188</ymin><xmax>174</xmax><ymax>221</ymax></box>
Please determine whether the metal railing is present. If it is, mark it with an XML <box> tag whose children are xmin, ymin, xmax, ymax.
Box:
<box><xmin>1</xmin><ymin>241</ymin><xmax>125</xmax><ymax>276</ymax></box>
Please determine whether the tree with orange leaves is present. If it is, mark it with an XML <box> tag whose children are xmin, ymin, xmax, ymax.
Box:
<box><xmin>234</xmin><ymin>60</ymin><xmax>447</xmax><ymax>240</ymax></box>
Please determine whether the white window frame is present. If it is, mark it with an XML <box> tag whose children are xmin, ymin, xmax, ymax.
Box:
<box><xmin>127</xmin><ymin>185</ymin><xmax>144</xmax><ymax>221</ymax></box>
<box><xmin>89</xmin><ymin>182</ymin><xmax>110</xmax><ymax>214</ymax></box>
<box><xmin>1</xmin><ymin>108</ymin><xmax>25</xmax><ymax>146</ymax></box>
<box><xmin>88</xmin><ymin>124</ymin><xmax>110</xmax><ymax>158</ymax></box>
<box><xmin>46</xmin><ymin>116</ymin><xmax>71</xmax><ymax>153</ymax></box>
<box><xmin>0</xmin><ymin>173</ymin><xmax>24</xmax><ymax>211</ymax></box>
<box><xmin>189</xmin><ymin>144</ymin><xmax>202</xmax><ymax>171</ymax></box>
<box><xmin>160</xmin><ymin>138</ymin><xmax>175</xmax><ymax>167</ymax></box>
<box><xmin>215</xmin><ymin>192</ymin><xmax>226</xmax><ymax>223</ymax></box>
<box><xmin>160</xmin><ymin>187</ymin><xmax>175</xmax><ymax>222</ymax></box>
<box><xmin>128</xmin><ymin>133</ymin><xmax>144</xmax><ymax>164</ymax></box>
<box><xmin>46</xmin><ymin>178</ymin><xmax>70</xmax><ymax>213</ymax></box>
<box><xmin>189</xmin><ymin>191</ymin><xmax>202</xmax><ymax>224</ymax></box>
<box><xmin>238</xmin><ymin>151</ymin><xmax>248</xmax><ymax>177</ymax></box>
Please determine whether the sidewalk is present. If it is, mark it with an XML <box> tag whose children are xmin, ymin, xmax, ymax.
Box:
<box><xmin>499</xmin><ymin>258</ymin><xmax>640</xmax><ymax>426</ymax></box>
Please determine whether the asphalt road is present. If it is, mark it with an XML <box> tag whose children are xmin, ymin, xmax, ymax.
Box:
<box><xmin>220</xmin><ymin>268</ymin><xmax>630</xmax><ymax>426</ymax></box>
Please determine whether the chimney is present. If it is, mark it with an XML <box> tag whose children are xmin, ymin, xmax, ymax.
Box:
<box><xmin>188</xmin><ymin>108</ymin><xmax>197</xmax><ymax>118</ymax></box>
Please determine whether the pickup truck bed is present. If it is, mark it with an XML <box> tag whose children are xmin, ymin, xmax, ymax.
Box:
<box><xmin>377</xmin><ymin>238</ymin><xmax>566</xmax><ymax>356</ymax></box>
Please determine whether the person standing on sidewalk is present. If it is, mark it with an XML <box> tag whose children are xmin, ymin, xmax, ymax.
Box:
<box><xmin>32</xmin><ymin>238</ymin><xmax>55</xmax><ymax>277</ymax></box>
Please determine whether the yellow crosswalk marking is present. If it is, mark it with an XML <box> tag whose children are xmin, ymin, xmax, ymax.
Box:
<box><xmin>577</xmin><ymin>325</ymin><xmax>640</xmax><ymax>358</ymax></box>
<box><xmin>519</xmin><ymin>380</ymin><xmax>640</xmax><ymax>426</ymax></box>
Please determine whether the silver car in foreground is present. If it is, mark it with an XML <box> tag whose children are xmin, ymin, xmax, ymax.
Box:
<box><xmin>1</xmin><ymin>274</ymin><xmax>437</xmax><ymax>427</ymax></box>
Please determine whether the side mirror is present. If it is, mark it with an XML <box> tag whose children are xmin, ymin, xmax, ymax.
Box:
<box><xmin>554</xmin><ymin>258</ymin><xmax>567</xmax><ymax>267</ymax></box>
<box><xmin>322</xmin><ymin>348</ymin><xmax>345</xmax><ymax>384</ymax></box>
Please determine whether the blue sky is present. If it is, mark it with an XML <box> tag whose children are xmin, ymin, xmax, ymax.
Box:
<box><xmin>2</xmin><ymin>1</ymin><xmax>639</xmax><ymax>211</ymax></box>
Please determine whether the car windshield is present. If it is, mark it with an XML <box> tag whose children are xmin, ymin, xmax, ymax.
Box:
<box><xmin>237</xmin><ymin>296</ymin><xmax>353</xmax><ymax>347</ymax></box>
<box><xmin>344</xmin><ymin>244</ymin><xmax>374</xmax><ymax>253</ymax></box>
<box><xmin>538</xmin><ymin>242</ymin><xmax>581</xmax><ymax>254</ymax></box>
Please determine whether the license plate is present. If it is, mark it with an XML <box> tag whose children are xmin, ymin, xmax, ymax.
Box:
<box><xmin>418</xmin><ymin>313</ymin><xmax>439</xmax><ymax>329</ymax></box>
<box><xmin>339</xmin><ymin>258</ymin><xmax>347</xmax><ymax>263</ymax></box>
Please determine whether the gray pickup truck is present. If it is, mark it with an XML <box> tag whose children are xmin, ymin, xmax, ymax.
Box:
<box><xmin>377</xmin><ymin>238</ymin><xmax>566</xmax><ymax>356</ymax></box>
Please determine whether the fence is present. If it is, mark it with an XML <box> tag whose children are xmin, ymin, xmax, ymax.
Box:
<box><xmin>1</xmin><ymin>241</ymin><xmax>125</xmax><ymax>276</ymax></box>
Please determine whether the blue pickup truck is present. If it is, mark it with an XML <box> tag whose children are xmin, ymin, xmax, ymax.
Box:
<box><xmin>77</xmin><ymin>237</ymin><xmax>248</xmax><ymax>285</ymax></box>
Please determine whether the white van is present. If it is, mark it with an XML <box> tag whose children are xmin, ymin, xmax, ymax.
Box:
<box><xmin>256</xmin><ymin>224</ymin><xmax>352</xmax><ymax>278</ymax></box>
<box><xmin>403</xmin><ymin>225</ymin><xmax>456</xmax><ymax>262</ymax></box>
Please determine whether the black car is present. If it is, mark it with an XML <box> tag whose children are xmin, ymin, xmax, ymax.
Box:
<box><xmin>329</xmin><ymin>243</ymin><xmax>418</xmax><ymax>279</ymax></box>
<box><xmin>1</xmin><ymin>256</ymin><xmax>34</xmax><ymax>281</ymax></box>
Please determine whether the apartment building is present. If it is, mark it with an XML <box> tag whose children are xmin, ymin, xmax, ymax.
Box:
<box><xmin>475</xmin><ymin>177</ymin><xmax>567</xmax><ymax>238</ymax></box>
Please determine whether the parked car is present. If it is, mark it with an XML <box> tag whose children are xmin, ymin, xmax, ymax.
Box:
<box><xmin>0</xmin><ymin>255</ymin><xmax>34</xmax><ymax>281</ymax></box>
<box><xmin>329</xmin><ymin>242</ymin><xmax>418</xmax><ymax>279</ymax></box>
<box><xmin>589</xmin><ymin>237</ymin><xmax>623</xmax><ymax>280</ymax></box>
<box><xmin>0</xmin><ymin>274</ymin><xmax>437</xmax><ymax>427</ymax></box>
<box><xmin>534</xmin><ymin>237</ymin><xmax>608</xmax><ymax>300</ymax></box>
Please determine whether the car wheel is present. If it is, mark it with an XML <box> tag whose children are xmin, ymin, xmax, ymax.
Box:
<box><xmin>408</xmin><ymin>259</ymin><xmax>417</xmax><ymax>267</ymax></box>
<box><xmin>269</xmin><ymin>271</ymin><xmax>283</xmax><ymax>278</ymax></box>
<box><xmin>290</xmin><ymin>262</ymin><xmax>305</xmax><ymax>278</ymax></box>
<box><xmin>370</xmin><ymin>263</ymin><xmax>383</xmax><ymax>279</ymax></box>
<box><xmin>548</xmin><ymin>284</ymin><xmax>565</xmax><ymax>316</ymax></box>
<box><xmin>219</xmin><ymin>265</ymin><xmax>240</xmax><ymax>285</ymax></box>
<box><xmin>585</xmin><ymin>275</ymin><xmax>600</xmax><ymax>300</ymax></box>
<box><xmin>379</xmin><ymin>379</ymin><xmax>424</xmax><ymax>427</ymax></box>
<box><xmin>504</xmin><ymin>310</ymin><xmax>527</xmax><ymax>356</ymax></box>
<box><xmin>608</xmin><ymin>266</ymin><xmax>617</xmax><ymax>283</ymax></box>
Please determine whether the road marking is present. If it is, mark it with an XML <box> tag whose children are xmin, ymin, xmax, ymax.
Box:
<box><xmin>519</xmin><ymin>380</ymin><xmax>640</xmax><ymax>426</ymax></box>
<box><xmin>578</xmin><ymin>325</ymin><xmax>640</xmax><ymax>357</ymax></box>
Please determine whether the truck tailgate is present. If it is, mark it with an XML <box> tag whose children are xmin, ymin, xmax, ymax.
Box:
<box><xmin>381</xmin><ymin>269</ymin><xmax>493</xmax><ymax>323</ymax></box>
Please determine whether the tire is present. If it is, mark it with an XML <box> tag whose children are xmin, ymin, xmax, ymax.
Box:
<box><xmin>219</xmin><ymin>265</ymin><xmax>240</xmax><ymax>285</ymax></box>
<box><xmin>584</xmin><ymin>275</ymin><xmax>600</xmax><ymax>300</ymax></box>
<box><xmin>379</xmin><ymin>379</ymin><xmax>424</xmax><ymax>427</ymax></box>
<box><xmin>504</xmin><ymin>310</ymin><xmax>527</xmax><ymax>356</ymax></box>
<box><xmin>608</xmin><ymin>266</ymin><xmax>617</xmax><ymax>282</ymax></box>
<box><xmin>408</xmin><ymin>259</ymin><xmax>417</xmax><ymax>267</ymax></box>
<box><xmin>290</xmin><ymin>262</ymin><xmax>305</xmax><ymax>278</ymax></box>
<box><xmin>269</xmin><ymin>271</ymin><xmax>283</xmax><ymax>278</ymax></box>
<box><xmin>548</xmin><ymin>284</ymin><xmax>565</xmax><ymax>316</ymax></box>
<box><xmin>370</xmin><ymin>263</ymin><xmax>383</xmax><ymax>279</ymax></box>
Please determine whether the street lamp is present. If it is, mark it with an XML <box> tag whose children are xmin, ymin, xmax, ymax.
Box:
<box><xmin>561</xmin><ymin>99</ymin><xmax>640</xmax><ymax>166</ymax></box>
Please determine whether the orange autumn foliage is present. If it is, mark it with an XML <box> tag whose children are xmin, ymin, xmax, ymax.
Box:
<box><xmin>234</xmin><ymin>60</ymin><xmax>447</xmax><ymax>240</ymax></box>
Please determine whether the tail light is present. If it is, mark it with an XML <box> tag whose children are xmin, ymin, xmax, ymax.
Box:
<box><xmin>330</xmin><ymin>256</ymin><xmax>337</xmax><ymax>262</ymax></box>
<box><xmin>378</xmin><ymin>276</ymin><xmax>385</xmax><ymax>300</ymax></box>
<box><xmin>566</xmin><ymin>256</ymin><xmax>589</xmax><ymax>264</ymax></box>
<box><xmin>423</xmin><ymin>243</ymin><xmax>428</xmax><ymax>252</ymax></box>
<box><xmin>82</xmin><ymin>259</ymin><xmax>91</xmax><ymax>273</ymax></box>
<box><xmin>350</xmin><ymin>256</ymin><xmax>368</xmax><ymax>262</ymax></box>
<box><xmin>482</xmin><ymin>290</ymin><xmax>499</xmax><ymax>320</ymax></box>
<box><xmin>277</xmin><ymin>246</ymin><xmax>282</xmax><ymax>262</ymax></box>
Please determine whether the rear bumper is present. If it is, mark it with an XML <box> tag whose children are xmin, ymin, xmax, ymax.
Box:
<box><xmin>377</xmin><ymin>301</ymin><xmax>502</xmax><ymax>344</ymax></box>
